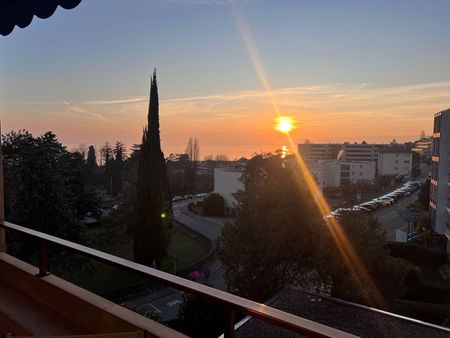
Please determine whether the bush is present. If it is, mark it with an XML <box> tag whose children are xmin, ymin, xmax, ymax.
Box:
<box><xmin>387</xmin><ymin>243</ymin><xmax>446</xmax><ymax>268</ymax></box>
<box><xmin>203</xmin><ymin>193</ymin><xmax>225</xmax><ymax>216</ymax></box>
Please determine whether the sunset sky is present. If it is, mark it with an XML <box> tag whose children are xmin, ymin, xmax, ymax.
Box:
<box><xmin>1</xmin><ymin>0</ymin><xmax>450</xmax><ymax>159</ymax></box>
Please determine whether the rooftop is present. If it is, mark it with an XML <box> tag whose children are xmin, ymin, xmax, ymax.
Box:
<box><xmin>235</xmin><ymin>286</ymin><xmax>450</xmax><ymax>338</ymax></box>
<box><xmin>379</xmin><ymin>147</ymin><xmax>411</xmax><ymax>154</ymax></box>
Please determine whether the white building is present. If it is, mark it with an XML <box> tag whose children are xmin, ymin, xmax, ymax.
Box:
<box><xmin>308</xmin><ymin>160</ymin><xmax>376</xmax><ymax>189</ymax></box>
<box><xmin>299</xmin><ymin>143</ymin><xmax>387</xmax><ymax>163</ymax></box>
<box><xmin>213</xmin><ymin>167</ymin><xmax>244</xmax><ymax>211</ymax></box>
<box><xmin>430</xmin><ymin>108</ymin><xmax>450</xmax><ymax>255</ymax></box>
<box><xmin>377</xmin><ymin>148</ymin><xmax>413</xmax><ymax>177</ymax></box>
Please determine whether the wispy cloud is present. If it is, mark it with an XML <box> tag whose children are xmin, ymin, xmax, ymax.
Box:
<box><xmin>86</xmin><ymin>97</ymin><xmax>147</xmax><ymax>105</ymax></box>
<box><xmin>4</xmin><ymin>81</ymin><xmax>449</xmax><ymax>158</ymax></box>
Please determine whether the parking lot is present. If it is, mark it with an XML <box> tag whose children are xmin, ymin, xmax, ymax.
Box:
<box><xmin>330</xmin><ymin>180</ymin><xmax>423</xmax><ymax>220</ymax></box>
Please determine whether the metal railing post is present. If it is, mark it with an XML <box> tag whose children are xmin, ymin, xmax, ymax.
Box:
<box><xmin>38</xmin><ymin>239</ymin><xmax>49</xmax><ymax>277</ymax></box>
<box><xmin>0</xmin><ymin>121</ymin><xmax>5</xmax><ymax>253</ymax></box>
<box><xmin>224</xmin><ymin>309</ymin><xmax>236</xmax><ymax>338</ymax></box>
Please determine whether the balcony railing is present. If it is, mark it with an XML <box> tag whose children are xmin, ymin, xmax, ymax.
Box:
<box><xmin>0</xmin><ymin>220</ymin><xmax>355</xmax><ymax>338</ymax></box>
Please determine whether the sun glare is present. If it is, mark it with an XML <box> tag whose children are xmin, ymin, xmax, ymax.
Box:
<box><xmin>275</xmin><ymin>116</ymin><xmax>295</xmax><ymax>134</ymax></box>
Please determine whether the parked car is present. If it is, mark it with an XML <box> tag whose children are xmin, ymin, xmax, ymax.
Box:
<box><xmin>374</xmin><ymin>197</ymin><xmax>395</xmax><ymax>206</ymax></box>
<box><xmin>358</xmin><ymin>202</ymin><xmax>378</xmax><ymax>210</ymax></box>
<box><xmin>352</xmin><ymin>206</ymin><xmax>371</xmax><ymax>213</ymax></box>
<box><xmin>396</xmin><ymin>189</ymin><xmax>411</xmax><ymax>196</ymax></box>
<box><xmin>385</xmin><ymin>192</ymin><xmax>402</xmax><ymax>200</ymax></box>
<box><xmin>172</xmin><ymin>196</ymin><xmax>183</xmax><ymax>202</ymax></box>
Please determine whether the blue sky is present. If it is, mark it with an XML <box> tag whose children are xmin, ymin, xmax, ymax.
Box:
<box><xmin>1</xmin><ymin>0</ymin><xmax>450</xmax><ymax>157</ymax></box>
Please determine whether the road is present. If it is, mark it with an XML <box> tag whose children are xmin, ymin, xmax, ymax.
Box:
<box><xmin>173</xmin><ymin>199</ymin><xmax>225</xmax><ymax>243</ymax></box>
<box><xmin>375</xmin><ymin>190</ymin><xmax>419</xmax><ymax>241</ymax></box>
<box><xmin>123</xmin><ymin>198</ymin><xmax>227</xmax><ymax>321</ymax></box>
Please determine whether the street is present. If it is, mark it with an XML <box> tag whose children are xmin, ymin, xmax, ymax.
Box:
<box><xmin>375</xmin><ymin>190</ymin><xmax>419</xmax><ymax>240</ymax></box>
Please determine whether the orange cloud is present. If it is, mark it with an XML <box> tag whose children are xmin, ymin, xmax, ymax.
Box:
<box><xmin>2</xmin><ymin>81</ymin><xmax>449</xmax><ymax>159</ymax></box>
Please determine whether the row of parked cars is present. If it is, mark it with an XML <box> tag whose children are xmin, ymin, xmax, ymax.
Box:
<box><xmin>172</xmin><ymin>193</ymin><xmax>208</xmax><ymax>202</ymax></box>
<box><xmin>330</xmin><ymin>181</ymin><xmax>422</xmax><ymax>218</ymax></box>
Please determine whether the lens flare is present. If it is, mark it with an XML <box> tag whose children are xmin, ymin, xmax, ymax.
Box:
<box><xmin>233</xmin><ymin>3</ymin><xmax>386</xmax><ymax>309</ymax></box>
<box><xmin>275</xmin><ymin>116</ymin><xmax>295</xmax><ymax>134</ymax></box>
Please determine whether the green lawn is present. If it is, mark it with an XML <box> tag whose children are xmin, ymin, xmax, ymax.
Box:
<box><xmin>67</xmin><ymin>225</ymin><xmax>209</xmax><ymax>294</ymax></box>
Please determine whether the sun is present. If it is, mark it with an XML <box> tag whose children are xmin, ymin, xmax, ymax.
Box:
<box><xmin>275</xmin><ymin>116</ymin><xmax>295</xmax><ymax>134</ymax></box>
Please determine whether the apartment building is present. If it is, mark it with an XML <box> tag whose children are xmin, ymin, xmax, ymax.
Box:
<box><xmin>298</xmin><ymin>143</ymin><xmax>387</xmax><ymax>163</ymax></box>
<box><xmin>213</xmin><ymin>167</ymin><xmax>244</xmax><ymax>211</ymax></box>
<box><xmin>377</xmin><ymin>147</ymin><xmax>413</xmax><ymax>177</ymax></box>
<box><xmin>430</xmin><ymin>108</ymin><xmax>450</xmax><ymax>255</ymax></box>
<box><xmin>308</xmin><ymin>160</ymin><xmax>376</xmax><ymax>189</ymax></box>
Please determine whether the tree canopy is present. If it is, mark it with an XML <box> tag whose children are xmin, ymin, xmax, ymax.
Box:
<box><xmin>218</xmin><ymin>154</ymin><xmax>323</xmax><ymax>301</ymax></box>
<box><xmin>218</xmin><ymin>154</ymin><xmax>411</xmax><ymax>307</ymax></box>
<box><xmin>2</xmin><ymin>130</ymin><xmax>98</xmax><ymax>261</ymax></box>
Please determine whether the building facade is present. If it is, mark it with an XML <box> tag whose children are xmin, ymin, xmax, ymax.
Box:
<box><xmin>430</xmin><ymin>109</ymin><xmax>450</xmax><ymax>254</ymax></box>
<box><xmin>308</xmin><ymin>160</ymin><xmax>376</xmax><ymax>189</ymax></box>
<box><xmin>377</xmin><ymin>148</ymin><xmax>413</xmax><ymax>177</ymax></box>
<box><xmin>213</xmin><ymin>167</ymin><xmax>244</xmax><ymax>211</ymax></box>
<box><xmin>412</xmin><ymin>137</ymin><xmax>433</xmax><ymax>160</ymax></box>
<box><xmin>299</xmin><ymin>143</ymin><xmax>387</xmax><ymax>163</ymax></box>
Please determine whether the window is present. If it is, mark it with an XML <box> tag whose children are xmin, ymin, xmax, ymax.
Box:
<box><xmin>404</xmin><ymin>160</ymin><xmax>410</xmax><ymax>163</ymax></box>
<box><xmin>395</xmin><ymin>160</ymin><xmax>399</xmax><ymax>163</ymax></box>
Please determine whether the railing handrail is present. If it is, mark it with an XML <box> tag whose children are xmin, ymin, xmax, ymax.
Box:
<box><xmin>0</xmin><ymin>220</ymin><xmax>356</xmax><ymax>338</ymax></box>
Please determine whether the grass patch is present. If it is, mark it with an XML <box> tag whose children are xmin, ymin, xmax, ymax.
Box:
<box><xmin>68</xmin><ymin>224</ymin><xmax>209</xmax><ymax>294</ymax></box>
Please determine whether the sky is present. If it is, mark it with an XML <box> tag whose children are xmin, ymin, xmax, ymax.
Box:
<box><xmin>1</xmin><ymin>0</ymin><xmax>450</xmax><ymax>159</ymax></box>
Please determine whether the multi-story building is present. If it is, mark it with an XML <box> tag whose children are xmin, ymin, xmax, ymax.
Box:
<box><xmin>430</xmin><ymin>108</ymin><xmax>450</xmax><ymax>255</ymax></box>
<box><xmin>213</xmin><ymin>167</ymin><xmax>244</xmax><ymax>212</ymax></box>
<box><xmin>341</xmin><ymin>143</ymin><xmax>387</xmax><ymax>162</ymax></box>
<box><xmin>298</xmin><ymin>143</ymin><xmax>387</xmax><ymax>163</ymax></box>
<box><xmin>377</xmin><ymin>147</ymin><xmax>413</xmax><ymax>177</ymax></box>
<box><xmin>298</xmin><ymin>143</ymin><xmax>341</xmax><ymax>161</ymax></box>
<box><xmin>412</xmin><ymin>137</ymin><xmax>433</xmax><ymax>160</ymax></box>
<box><xmin>308</xmin><ymin>160</ymin><xmax>376</xmax><ymax>189</ymax></box>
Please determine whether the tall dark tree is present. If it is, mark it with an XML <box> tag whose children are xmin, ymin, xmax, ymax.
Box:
<box><xmin>86</xmin><ymin>145</ymin><xmax>97</xmax><ymax>170</ymax></box>
<box><xmin>112</xmin><ymin>141</ymin><xmax>126</xmax><ymax>195</ymax></box>
<box><xmin>184</xmin><ymin>137</ymin><xmax>199</xmax><ymax>192</ymax></box>
<box><xmin>100</xmin><ymin>142</ymin><xmax>113</xmax><ymax>194</ymax></box>
<box><xmin>134</xmin><ymin>70</ymin><xmax>171</xmax><ymax>268</ymax></box>
<box><xmin>418</xmin><ymin>178</ymin><xmax>430</xmax><ymax>210</ymax></box>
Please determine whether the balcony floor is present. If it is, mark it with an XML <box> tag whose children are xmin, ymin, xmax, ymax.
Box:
<box><xmin>0</xmin><ymin>279</ymin><xmax>86</xmax><ymax>335</ymax></box>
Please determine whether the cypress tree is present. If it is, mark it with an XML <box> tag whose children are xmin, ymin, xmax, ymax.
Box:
<box><xmin>86</xmin><ymin>145</ymin><xmax>97</xmax><ymax>170</ymax></box>
<box><xmin>134</xmin><ymin>70</ymin><xmax>171</xmax><ymax>268</ymax></box>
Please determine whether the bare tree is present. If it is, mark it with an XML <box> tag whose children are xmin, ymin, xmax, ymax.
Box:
<box><xmin>185</xmin><ymin>137</ymin><xmax>193</xmax><ymax>160</ymax></box>
<box><xmin>193</xmin><ymin>138</ymin><xmax>200</xmax><ymax>162</ymax></box>
<box><xmin>215</xmin><ymin>154</ymin><xmax>228</xmax><ymax>161</ymax></box>
<box><xmin>78</xmin><ymin>143</ymin><xmax>88</xmax><ymax>159</ymax></box>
